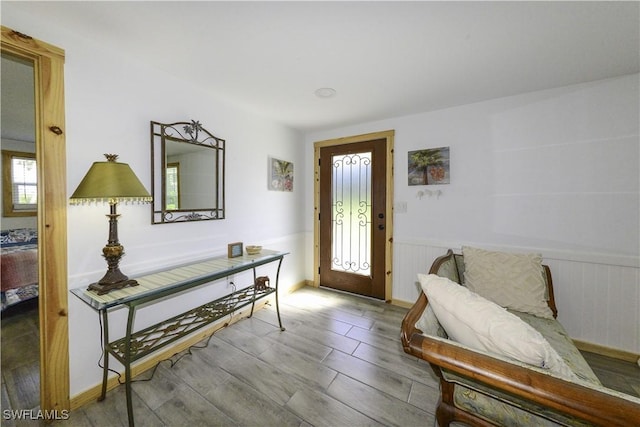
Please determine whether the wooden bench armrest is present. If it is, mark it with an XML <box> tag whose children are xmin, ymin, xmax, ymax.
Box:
<box><xmin>404</xmin><ymin>331</ymin><xmax>640</xmax><ymax>426</ymax></box>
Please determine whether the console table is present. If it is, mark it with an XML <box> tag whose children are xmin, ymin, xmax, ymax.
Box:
<box><xmin>71</xmin><ymin>249</ymin><xmax>288</xmax><ymax>426</ymax></box>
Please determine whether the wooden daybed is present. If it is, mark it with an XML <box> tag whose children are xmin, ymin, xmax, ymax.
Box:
<box><xmin>401</xmin><ymin>249</ymin><xmax>640</xmax><ymax>426</ymax></box>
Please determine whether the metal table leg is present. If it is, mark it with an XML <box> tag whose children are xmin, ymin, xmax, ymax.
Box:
<box><xmin>125</xmin><ymin>306</ymin><xmax>136</xmax><ymax>426</ymax></box>
<box><xmin>249</xmin><ymin>268</ymin><xmax>257</xmax><ymax>317</ymax></box>
<box><xmin>98</xmin><ymin>309</ymin><xmax>109</xmax><ymax>401</ymax></box>
<box><xmin>275</xmin><ymin>257</ymin><xmax>285</xmax><ymax>331</ymax></box>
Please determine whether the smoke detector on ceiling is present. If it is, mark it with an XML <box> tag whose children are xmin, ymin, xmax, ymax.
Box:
<box><xmin>314</xmin><ymin>87</ymin><xmax>337</xmax><ymax>98</ymax></box>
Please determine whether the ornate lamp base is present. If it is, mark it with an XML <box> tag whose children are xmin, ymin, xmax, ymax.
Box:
<box><xmin>88</xmin><ymin>279</ymin><xmax>139</xmax><ymax>295</ymax></box>
<box><xmin>86</xmin><ymin>202</ymin><xmax>145</xmax><ymax>295</ymax></box>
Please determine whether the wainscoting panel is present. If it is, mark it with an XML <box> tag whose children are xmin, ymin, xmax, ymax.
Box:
<box><xmin>545</xmin><ymin>258</ymin><xmax>639</xmax><ymax>355</ymax></box>
<box><xmin>392</xmin><ymin>242</ymin><xmax>452</xmax><ymax>304</ymax></box>
<box><xmin>392</xmin><ymin>241</ymin><xmax>640</xmax><ymax>354</ymax></box>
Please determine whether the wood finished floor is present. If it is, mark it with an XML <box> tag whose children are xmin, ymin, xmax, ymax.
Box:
<box><xmin>68</xmin><ymin>286</ymin><xmax>440</xmax><ymax>426</ymax></box>
<box><xmin>1</xmin><ymin>304</ymin><xmax>40</xmax><ymax>422</ymax></box>
<box><xmin>2</xmin><ymin>286</ymin><xmax>639</xmax><ymax>426</ymax></box>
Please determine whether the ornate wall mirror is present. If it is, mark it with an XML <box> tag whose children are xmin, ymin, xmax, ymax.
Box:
<box><xmin>151</xmin><ymin>120</ymin><xmax>225</xmax><ymax>224</ymax></box>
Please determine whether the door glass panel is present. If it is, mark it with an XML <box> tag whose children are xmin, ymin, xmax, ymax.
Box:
<box><xmin>331</xmin><ymin>152</ymin><xmax>372</xmax><ymax>276</ymax></box>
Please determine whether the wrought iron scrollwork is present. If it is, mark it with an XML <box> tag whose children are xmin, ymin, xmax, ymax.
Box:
<box><xmin>330</xmin><ymin>152</ymin><xmax>372</xmax><ymax>275</ymax></box>
<box><xmin>108</xmin><ymin>282</ymin><xmax>276</xmax><ymax>361</ymax></box>
<box><xmin>160</xmin><ymin>120</ymin><xmax>224</xmax><ymax>148</ymax></box>
<box><xmin>162</xmin><ymin>210</ymin><xmax>222</xmax><ymax>222</ymax></box>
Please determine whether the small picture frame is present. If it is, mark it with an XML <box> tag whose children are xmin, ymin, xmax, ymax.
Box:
<box><xmin>228</xmin><ymin>242</ymin><xmax>243</xmax><ymax>258</ymax></box>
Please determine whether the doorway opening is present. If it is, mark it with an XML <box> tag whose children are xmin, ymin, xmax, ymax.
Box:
<box><xmin>1</xmin><ymin>26</ymin><xmax>69</xmax><ymax>414</ymax></box>
<box><xmin>314</xmin><ymin>130</ymin><xmax>394</xmax><ymax>301</ymax></box>
<box><xmin>1</xmin><ymin>50</ymin><xmax>41</xmax><ymax>413</ymax></box>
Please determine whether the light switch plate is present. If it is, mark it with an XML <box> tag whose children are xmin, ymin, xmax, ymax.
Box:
<box><xmin>394</xmin><ymin>201</ymin><xmax>407</xmax><ymax>214</ymax></box>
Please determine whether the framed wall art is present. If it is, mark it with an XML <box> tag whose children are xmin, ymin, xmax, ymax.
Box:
<box><xmin>268</xmin><ymin>157</ymin><xmax>293</xmax><ymax>192</ymax></box>
<box><xmin>408</xmin><ymin>146</ymin><xmax>450</xmax><ymax>185</ymax></box>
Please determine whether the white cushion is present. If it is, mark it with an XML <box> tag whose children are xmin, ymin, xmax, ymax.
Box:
<box><xmin>462</xmin><ymin>246</ymin><xmax>554</xmax><ymax>319</ymax></box>
<box><xmin>418</xmin><ymin>273</ymin><xmax>577</xmax><ymax>380</ymax></box>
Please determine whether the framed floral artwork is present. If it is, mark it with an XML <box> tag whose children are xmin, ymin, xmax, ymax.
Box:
<box><xmin>408</xmin><ymin>146</ymin><xmax>450</xmax><ymax>185</ymax></box>
<box><xmin>268</xmin><ymin>157</ymin><xmax>293</xmax><ymax>192</ymax></box>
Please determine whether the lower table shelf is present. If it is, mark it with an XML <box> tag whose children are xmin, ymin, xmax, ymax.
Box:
<box><xmin>108</xmin><ymin>284</ymin><xmax>279</xmax><ymax>363</ymax></box>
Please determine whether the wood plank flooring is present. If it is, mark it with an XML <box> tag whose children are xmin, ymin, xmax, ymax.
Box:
<box><xmin>1</xmin><ymin>305</ymin><xmax>40</xmax><ymax>421</ymax></box>
<box><xmin>70</xmin><ymin>286</ymin><xmax>440</xmax><ymax>426</ymax></box>
<box><xmin>581</xmin><ymin>350</ymin><xmax>640</xmax><ymax>398</ymax></box>
<box><xmin>2</xmin><ymin>286</ymin><xmax>639</xmax><ymax>426</ymax></box>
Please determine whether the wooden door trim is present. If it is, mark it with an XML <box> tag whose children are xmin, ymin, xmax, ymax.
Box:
<box><xmin>313</xmin><ymin>130</ymin><xmax>394</xmax><ymax>301</ymax></box>
<box><xmin>1</xmin><ymin>26</ymin><xmax>70</xmax><ymax>412</ymax></box>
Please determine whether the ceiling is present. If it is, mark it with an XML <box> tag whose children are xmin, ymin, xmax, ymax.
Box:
<box><xmin>1</xmin><ymin>54</ymin><xmax>35</xmax><ymax>142</ymax></box>
<box><xmin>2</xmin><ymin>1</ymin><xmax>639</xmax><ymax>134</ymax></box>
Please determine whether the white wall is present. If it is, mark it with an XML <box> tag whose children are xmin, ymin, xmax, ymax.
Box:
<box><xmin>304</xmin><ymin>74</ymin><xmax>640</xmax><ymax>354</ymax></box>
<box><xmin>3</xmin><ymin>8</ymin><xmax>307</xmax><ymax>396</ymax></box>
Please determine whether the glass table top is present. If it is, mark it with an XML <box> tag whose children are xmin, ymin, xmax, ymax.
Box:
<box><xmin>70</xmin><ymin>249</ymin><xmax>288</xmax><ymax>310</ymax></box>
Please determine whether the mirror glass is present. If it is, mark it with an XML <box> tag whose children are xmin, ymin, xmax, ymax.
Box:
<box><xmin>151</xmin><ymin>120</ymin><xmax>225</xmax><ymax>224</ymax></box>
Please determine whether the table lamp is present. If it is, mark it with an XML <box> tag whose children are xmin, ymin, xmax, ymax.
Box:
<box><xmin>70</xmin><ymin>154</ymin><xmax>152</xmax><ymax>295</ymax></box>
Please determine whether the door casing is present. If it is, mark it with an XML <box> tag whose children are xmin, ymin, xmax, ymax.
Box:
<box><xmin>313</xmin><ymin>130</ymin><xmax>394</xmax><ymax>301</ymax></box>
<box><xmin>1</xmin><ymin>26</ymin><xmax>70</xmax><ymax>412</ymax></box>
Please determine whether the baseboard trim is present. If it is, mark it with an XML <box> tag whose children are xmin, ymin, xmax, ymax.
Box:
<box><xmin>573</xmin><ymin>339</ymin><xmax>640</xmax><ymax>364</ymax></box>
<box><xmin>70</xmin><ymin>299</ymin><xmax>273</xmax><ymax>410</ymax></box>
<box><xmin>288</xmin><ymin>280</ymin><xmax>311</xmax><ymax>293</ymax></box>
<box><xmin>390</xmin><ymin>298</ymin><xmax>413</xmax><ymax>309</ymax></box>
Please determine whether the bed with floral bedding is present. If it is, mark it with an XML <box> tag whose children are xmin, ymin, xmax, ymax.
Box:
<box><xmin>401</xmin><ymin>247</ymin><xmax>640</xmax><ymax>426</ymax></box>
<box><xmin>1</xmin><ymin>228</ymin><xmax>38</xmax><ymax>312</ymax></box>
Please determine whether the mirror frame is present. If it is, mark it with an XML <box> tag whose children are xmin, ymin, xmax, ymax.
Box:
<box><xmin>151</xmin><ymin>120</ymin><xmax>225</xmax><ymax>224</ymax></box>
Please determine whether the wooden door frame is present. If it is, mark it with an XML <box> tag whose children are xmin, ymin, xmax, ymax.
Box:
<box><xmin>1</xmin><ymin>26</ymin><xmax>70</xmax><ymax>412</ymax></box>
<box><xmin>313</xmin><ymin>130</ymin><xmax>394</xmax><ymax>301</ymax></box>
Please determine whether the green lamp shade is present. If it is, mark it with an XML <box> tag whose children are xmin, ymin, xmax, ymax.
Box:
<box><xmin>70</xmin><ymin>157</ymin><xmax>152</xmax><ymax>204</ymax></box>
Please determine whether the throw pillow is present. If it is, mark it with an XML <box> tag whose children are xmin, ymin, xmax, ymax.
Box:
<box><xmin>418</xmin><ymin>273</ymin><xmax>577</xmax><ymax>380</ymax></box>
<box><xmin>462</xmin><ymin>246</ymin><xmax>554</xmax><ymax>319</ymax></box>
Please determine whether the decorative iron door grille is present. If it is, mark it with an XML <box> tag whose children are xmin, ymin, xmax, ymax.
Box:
<box><xmin>331</xmin><ymin>152</ymin><xmax>372</xmax><ymax>276</ymax></box>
